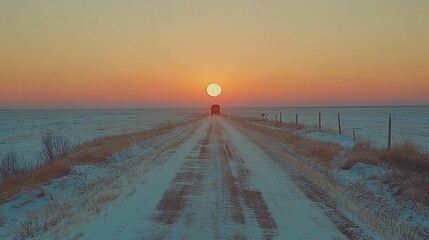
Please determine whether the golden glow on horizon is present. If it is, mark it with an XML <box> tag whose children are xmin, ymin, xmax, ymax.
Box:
<box><xmin>0</xmin><ymin>0</ymin><xmax>428</xmax><ymax>107</ymax></box>
<box><xmin>206</xmin><ymin>83</ymin><xmax>222</xmax><ymax>97</ymax></box>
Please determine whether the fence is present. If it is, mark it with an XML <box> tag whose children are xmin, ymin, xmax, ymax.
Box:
<box><xmin>260</xmin><ymin>111</ymin><xmax>395</xmax><ymax>149</ymax></box>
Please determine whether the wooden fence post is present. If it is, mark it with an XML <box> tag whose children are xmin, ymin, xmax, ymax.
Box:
<box><xmin>338</xmin><ymin>113</ymin><xmax>342</xmax><ymax>135</ymax></box>
<box><xmin>388</xmin><ymin>114</ymin><xmax>392</xmax><ymax>149</ymax></box>
<box><xmin>280</xmin><ymin>111</ymin><xmax>282</xmax><ymax>124</ymax></box>
<box><xmin>296</xmin><ymin>113</ymin><xmax>298</xmax><ymax>126</ymax></box>
<box><xmin>318</xmin><ymin>112</ymin><xmax>321</xmax><ymax>131</ymax></box>
<box><xmin>353</xmin><ymin>129</ymin><xmax>356</xmax><ymax>142</ymax></box>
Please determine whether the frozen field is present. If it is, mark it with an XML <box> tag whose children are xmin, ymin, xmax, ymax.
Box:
<box><xmin>0</xmin><ymin>109</ymin><xmax>203</xmax><ymax>164</ymax></box>
<box><xmin>1</xmin><ymin>110</ymin><xmax>427</xmax><ymax>239</ymax></box>
<box><xmin>1</xmin><ymin>106</ymin><xmax>428</xmax><ymax>166</ymax></box>
<box><xmin>0</xmin><ymin>116</ymin><xmax>378</xmax><ymax>239</ymax></box>
<box><xmin>224</xmin><ymin>106</ymin><xmax>429</xmax><ymax>152</ymax></box>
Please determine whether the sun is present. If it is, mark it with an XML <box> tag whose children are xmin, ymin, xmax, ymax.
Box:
<box><xmin>206</xmin><ymin>83</ymin><xmax>222</xmax><ymax>97</ymax></box>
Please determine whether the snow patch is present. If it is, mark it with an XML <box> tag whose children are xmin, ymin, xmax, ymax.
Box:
<box><xmin>71</xmin><ymin>165</ymin><xmax>109</xmax><ymax>181</ymax></box>
<box><xmin>301</xmin><ymin>130</ymin><xmax>355</xmax><ymax>148</ymax></box>
<box><xmin>335</xmin><ymin>163</ymin><xmax>391</xmax><ymax>183</ymax></box>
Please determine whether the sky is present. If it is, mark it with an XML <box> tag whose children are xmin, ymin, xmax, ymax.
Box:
<box><xmin>1</xmin><ymin>0</ymin><xmax>428</xmax><ymax>108</ymax></box>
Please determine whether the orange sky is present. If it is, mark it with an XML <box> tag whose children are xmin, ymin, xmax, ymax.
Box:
<box><xmin>1</xmin><ymin>0</ymin><xmax>428</xmax><ymax>108</ymax></box>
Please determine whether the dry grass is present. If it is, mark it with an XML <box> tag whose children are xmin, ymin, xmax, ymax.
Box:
<box><xmin>8</xmin><ymin>202</ymin><xmax>74</xmax><ymax>238</ymax></box>
<box><xmin>341</xmin><ymin>142</ymin><xmax>379</xmax><ymax>170</ymax></box>
<box><xmin>283</xmin><ymin>123</ymin><xmax>305</xmax><ymax>130</ymax></box>
<box><xmin>379</xmin><ymin>142</ymin><xmax>429</xmax><ymax>175</ymax></box>
<box><xmin>83</xmin><ymin>192</ymin><xmax>120</xmax><ymax>214</ymax></box>
<box><xmin>18</xmin><ymin>219</ymin><xmax>35</xmax><ymax>238</ymax></box>
<box><xmin>226</xmin><ymin>115</ymin><xmax>342</xmax><ymax>166</ymax></box>
<box><xmin>243</xmin><ymin>116</ymin><xmax>305</xmax><ymax>130</ymax></box>
<box><xmin>0</xmin><ymin>117</ymin><xmax>201</xmax><ymax>204</ymax></box>
<box><xmin>342</xmin><ymin>141</ymin><xmax>429</xmax><ymax>174</ymax></box>
<box><xmin>343</xmin><ymin>141</ymin><xmax>429</xmax><ymax>206</ymax></box>
<box><xmin>376</xmin><ymin>171</ymin><xmax>429</xmax><ymax>205</ymax></box>
<box><xmin>0</xmin><ymin>152</ymin><xmax>22</xmax><ymax>178</ymax></box>
<box><xmin>0</xmin><ymin>161</ymin><xmax>70</xmax><ymax>202</ymax></box>
<box><xmin>40</xmin><ymin>203</ymin><xmax>73</xmax><ymax>231</ymax></box>
<box><xmin>291</xmin><ymin>137</ymin><xmax>342</xmax><ymax>166</ymax></box>
<box><xmin>96</xmin><ymin>193</ymin><xmax>119</xmax><ymax>204</ymax></box>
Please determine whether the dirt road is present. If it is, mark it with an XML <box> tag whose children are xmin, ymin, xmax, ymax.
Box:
<box><xmin>79</xmin><ymin>117</ymin><xmax>359</xmax><ymax>239</ymax></box>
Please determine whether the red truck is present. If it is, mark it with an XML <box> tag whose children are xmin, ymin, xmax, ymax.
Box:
<box><xmin>211</xmin><ymin>104</ymin><xmax>221</xmax><ymax>116</ymax></box>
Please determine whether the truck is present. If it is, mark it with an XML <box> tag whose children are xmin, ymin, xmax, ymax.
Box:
<box><xmin>211</xmin><ymin>104</ymin><xmax>221</xmax><ymax>116</ymax></box>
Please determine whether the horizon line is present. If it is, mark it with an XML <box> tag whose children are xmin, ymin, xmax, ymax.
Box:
<box><xmin>1</xmin><ymin>104</ymin><xmax>428</xmax><ymax>111</ymax></box>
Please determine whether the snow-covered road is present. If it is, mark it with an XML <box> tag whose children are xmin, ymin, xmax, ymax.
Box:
<box><xmin>78</xmin><ymin>117</ymin><xmax>353</xmax><ymax>239</ymax></box>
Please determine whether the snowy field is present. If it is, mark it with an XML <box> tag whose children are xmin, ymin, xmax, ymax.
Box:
<box><xmin>1</xmin><ymin>110</ymin><xmax>427</xmax><ymax>239</ymax></box>
<box><xmin>224</xmin><ymin>106</ymin><xmax>429</xmax><ymax>152</ymax></box>
<box><xmin>0</xmin><ymin>109</ymin><xmax>203</xmax><ymax>164</ymax></box>
<box><xmin>0</xmin><ymin>117</ymin><xmax>378</xmax><ymax>239</ymax></box>
<box><xmin>2</xmin><ymin>106</ymin><xmax>427</xmax><ymax>166</ymax></box>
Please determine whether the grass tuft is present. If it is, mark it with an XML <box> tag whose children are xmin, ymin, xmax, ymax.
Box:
<box><xmin>291</xmin><ymin>137</ymin><xmax>342</xmax><ymax>166</ymax></box>
<box><xmin>343</xmin><ymin>141</ymin><xmax>429</xmax><ymax>205</ymax></box>
<box><xmin>341</xmin><ymin>142</ymin><xmax>378</xmax><ymax>169</ymax></box>
<box><xmin>0</xmin><ymin>152</ymin><xmax>22</xmax><ymax>178</ymax></box>
<box><xmin>380</xmin><ymin>142</ymin><xmax>429</xmax><ymax>175</ymax></box>
<box><xmin>342</xmin><ymin>141</ymin><xmax>429</xmax><ymax>174</ymax></box>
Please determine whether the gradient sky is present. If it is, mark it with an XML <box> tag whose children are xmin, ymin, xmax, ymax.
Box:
<box><xmin>1</xmin><ymin>0</ymin><xmax>428</xmax><ymax>108</ymax></box>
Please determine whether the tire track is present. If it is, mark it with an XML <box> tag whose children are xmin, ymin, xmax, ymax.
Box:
<box><xmin>147</xmin><ymin>119</ymin><xmax>279</xmax><ymax>239</ymax></box>
<box><xmin>148</xmin><ymin>122</ymin><xmax>222</xmax><ymax>239</ymax></box>
<box><xmin>215</xmin><ymin>121</ymin><xmax>278</xmax><ymax>239</ymax></box>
